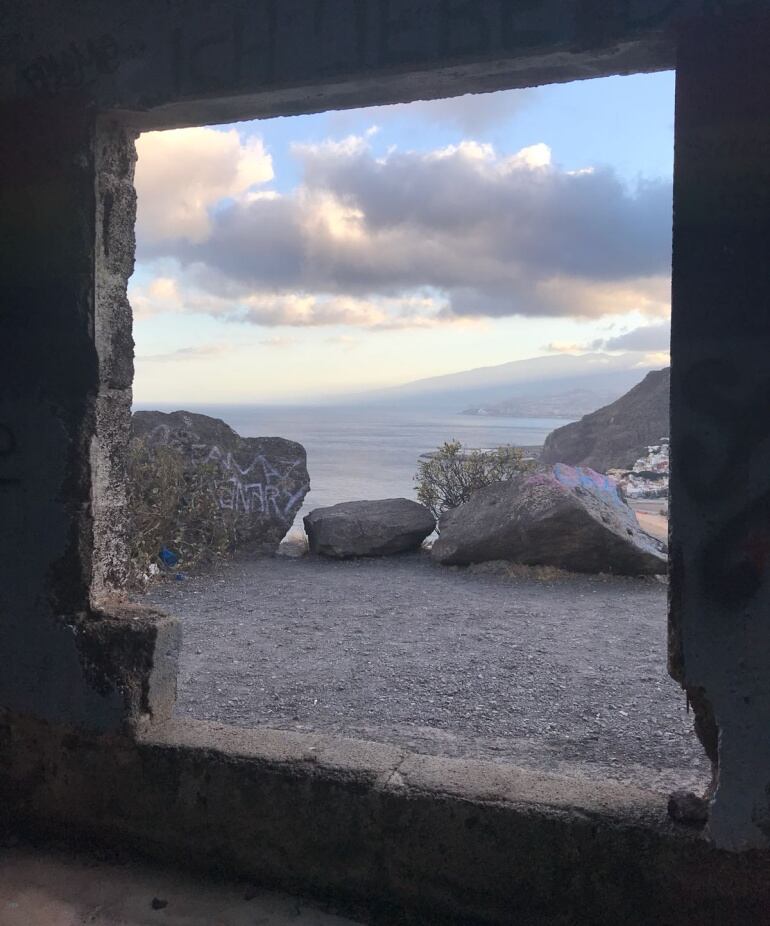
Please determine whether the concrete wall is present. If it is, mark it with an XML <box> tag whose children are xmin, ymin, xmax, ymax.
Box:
<box><xmin>4</xmin><ymin>712</ymin><xmax>770</xmax><ymax>925</ymax></box>
<box><xmin>669</xmin><ymin>16</ymin><xmax>770</xmax><ymax>850</ymax></box>
<box><xmin>1</xmin><ymin>0</ymin><xmax>686</xmax><ymax>121</ymax></box>
<box><xmin>1</xmin><ymin>0</ymin><xmax>770</xmax><ymax>880</ymax></box>
<box><xmin>0</xmin><ymin>100</ymin><xmax>180</xmax><ymax>733</ymax></box>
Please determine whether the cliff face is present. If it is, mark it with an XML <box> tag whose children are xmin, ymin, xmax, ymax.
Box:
<box><xmin>540</xmin><ymin>368</ymin><xmax>670</xmax><ymax>473</ymax></box>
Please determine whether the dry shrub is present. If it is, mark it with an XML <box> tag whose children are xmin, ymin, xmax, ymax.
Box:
<box><xmin>126</xmin><ymin>437</ymin><xmax>236</xmax><ymax>582</ymax></box>
<box><xmin>415</xmin><ymin>439</ymin><xmax>534</xmax><ymax>521</ymax></box>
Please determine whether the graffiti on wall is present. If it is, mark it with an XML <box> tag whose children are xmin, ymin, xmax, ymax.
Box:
<box><xmin>20</xmin><ymin>34</ymin><xmax>142</xmax><ymax>96</ymax></box>
<box><xmin>195</xmin><ymin>444</ymin><xmax>307</xmax><ymax>521</ymax></box>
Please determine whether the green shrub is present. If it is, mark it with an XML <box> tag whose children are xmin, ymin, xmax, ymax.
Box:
<box><xmin>126</xmin><ymin>437</ymin><xmax>236</xmax><ymax>583</ymax></box>
<box><xmin>415</xmin><ymin>439</ymin><xmax>534</xmax><ymax>522</ymax></box>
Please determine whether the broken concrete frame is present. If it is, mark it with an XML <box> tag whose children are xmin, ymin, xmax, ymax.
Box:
<box><xmin>4</xmin><ymin>711</ymin><xmax>770</xmax><ymax>926</ymax></box>
<box><xmin>0</xmin><ymin>99</ymin><xmax>178</xmax><ymax>732</ymax></box>
<box><xmin>0</xmin><ymin>0</ymin><xmax>769</xmax><ymax>875</ymax></box>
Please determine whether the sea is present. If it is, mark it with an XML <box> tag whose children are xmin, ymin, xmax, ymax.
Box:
<box><xmin>135</xmin><ymin>403</ymin><xmax>574</xmax><ymax>525</ymax></box>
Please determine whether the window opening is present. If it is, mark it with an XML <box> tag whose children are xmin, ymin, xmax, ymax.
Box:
<box><xmin>125</xmin><ymin>72</ymin><xmax>708</xmax><ymax>797</ymax></box>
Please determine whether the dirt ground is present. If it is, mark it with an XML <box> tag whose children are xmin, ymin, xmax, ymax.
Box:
<box><xmin>146</xmin><ymin>551</ymin><xmax>710</xmax><ymax>795</ymax></box>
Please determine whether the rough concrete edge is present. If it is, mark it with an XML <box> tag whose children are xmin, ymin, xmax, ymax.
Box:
<box><xmin>7</xmin><ymin>711</ymin><xmax>770</xmax><ymax>926</ymax></box>
<box><xmin>117</xmin><ymin>37</ymin><xmax>676</xmax><ymax>131</ymax></box>
<box><xmin>140</xmin><ymin>718</ymin><xmax>678</xmax><ymax>828</ymax></box>
<box><xmin>72</xmin><ymin>603</ymin><xmax>181</xmax><ymax>731</ymax></box>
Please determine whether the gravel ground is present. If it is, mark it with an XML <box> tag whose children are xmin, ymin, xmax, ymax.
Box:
<box><xmin>146</xmin><ymin>552</ymin><xmax>710</xmax><ymax>795</ymax></box>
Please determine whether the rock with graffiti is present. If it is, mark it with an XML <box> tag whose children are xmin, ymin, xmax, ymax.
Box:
<box><xmin>432</xmin><ymin>463</ymin><xmax>666</xmax><ymax>575</ymax></box>
<box><xmin>130</xmin><ymin>410</ymin><xmax>310</xmax><ymax>558</ymax></box>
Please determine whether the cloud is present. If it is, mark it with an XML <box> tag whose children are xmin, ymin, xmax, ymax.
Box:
<box><xmin>547</xmin><ymin>321</ymin><xmax>671</xmax><ymax>356</ymax></box>
<box><xmin>260</xmin><ymin>336</ymin><xmax>299</xmax><ymax>348</ymax></box>
<box><xmin>129</xmin><ymin>276</ymin><xmax>184</xmax><ymax>319</ymax></box>
<box><xmin>544</xmin><ymin>340</ymin><xmax>589</xmax><ymax>354</ymax></box>
<box><xmin>639</xmin><ymin>350</ymin><xmax>670</xmax><ymax>366</ymax></box>
<box><xmin>134</xmin><ymin>126</ymin><xmax>273</xmax><ymax>244</ymax></box>
<box><xmin>597</xmin><ymin>321</ymin><xmax>671</xmax><ymax>351</ymax></box>
<box><xmin>325</xmin><ymin>335</ymin><xmax>361</xmax><ymax>350</ymax></box>
<box><xmin>131</xmin><ymin>272</ymin><xmax>457</xmax><ymax>330</ymax></box>
<box><xmin>136</xmin><ymin>132</ymin><xmax>672</xmax><ymax>327</ymax></box>
<box><xmin>136</xmin><ymin>344</ymin><xmax>229</xmax><ymax>363</ymax></box>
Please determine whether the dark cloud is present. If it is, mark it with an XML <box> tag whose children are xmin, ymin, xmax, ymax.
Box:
<box><xmin>597</xmin><ymin>322</ymin><xmax>670</xmax><ymax>351</ymax></box>
<box><xmin>138</xmin><ymin>138</ymin><xmax>672</xmax><ymax>324</ymax></box>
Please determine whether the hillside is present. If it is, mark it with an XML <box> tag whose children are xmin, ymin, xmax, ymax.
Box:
<box><xmin>352</xmin><ymin>353</ymin><xmax>652</xmax><ymax>411</ymax></box>
<box><xmin>540</xmin><ymin>368</ymin><xmax>670</xmax><ymax>472</ymax></box>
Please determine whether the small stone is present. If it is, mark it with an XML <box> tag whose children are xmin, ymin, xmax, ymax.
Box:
<box><xmin>150</xmin><ymin>897</ymin><xmax>168</xmax><ymax>910</ymax></box>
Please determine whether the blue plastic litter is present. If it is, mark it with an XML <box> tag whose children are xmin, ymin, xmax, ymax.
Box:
<box><xmin>159</xmin><ymin>547</ymin><xmax>178</xmax><ymax>568</ymax></box>
<box><xmin>174</xmin><ymin>573</ymin><xmax>186</xmax><ymax>581</ymax></box>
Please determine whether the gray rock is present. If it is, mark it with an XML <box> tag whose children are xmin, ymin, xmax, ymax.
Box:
<box><xmin>131</xmin><ymin>410</ymin><xmax>310</xmax><ymax>554</ymax></box>
<box><xmin>304</xmin><ymin>499</ymin><xmax>435</xmax><ymax>558</ymax></box>
<box><xmin>431</xmin><ymin>464</ymin><xmax>667</xmax><ymax>575</ymax></box>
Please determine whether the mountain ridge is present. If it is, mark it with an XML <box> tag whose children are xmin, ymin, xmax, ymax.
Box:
<box><xmin>541</xmin><ymin>367</ymin><xmax>670</xmax><ymax>471</ymax></box>
<box><xmin>345</xmin><ymin>352</ymin><xmax>656</xmax><ymax>411</ymax></box>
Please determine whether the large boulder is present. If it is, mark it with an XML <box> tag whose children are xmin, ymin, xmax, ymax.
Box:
<box><xmin>431</xmin><ymin>464</ymin><xmax>666</xmax><ymax>575</ymax></box>
<box><xmin>304</xmin><ymin>498</ymin><xmax>435</xmax><ymax>558</ymax></box>
<box><xmin>131</xmin><ymin>410</ymin><xmax>310</xmax><ymax>554</ymax></box>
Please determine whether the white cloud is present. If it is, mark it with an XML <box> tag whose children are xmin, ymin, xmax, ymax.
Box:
<box><xmin>134</xmin><ymin>127</ymin><xmax>273</xmax><ymax>244</ymax></box>
<box><xmin>260</xmin><ymin>336</ymin><xmax>299</xmax><ymax>348</ymax></box>
<box><xmin>136</xmin><ymin>343</ymin><xmax>230</xmax><ymax>363</ymax></box>
<box><xmin>325</xmin><ymin>335</ymin><xmax>361</xmax><ymax>350</ymax></box>
<box><xmin>129</xmin><ymin>275</ymin><xmax>184</xmax><ymax>318</ymax></box>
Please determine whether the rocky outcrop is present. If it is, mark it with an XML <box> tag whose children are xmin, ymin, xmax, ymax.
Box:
<box><xmin>304</xmin><ymin>498</ymin><xmax>435</xmax><ymax>558</ymax></box>
<box><xmin>431</xmin><ymin>464</ymin><xmax>666</xmax><ymax>575</ymax></box>
<box><xmin>131</xmin><ymin>410</ymin><xmax>310</xmax><ymax>554</ymax></box>
<box><xmin>541</xmin><ymin>368</ymin><xmax>670</xmax><ymax>472</ymax></box>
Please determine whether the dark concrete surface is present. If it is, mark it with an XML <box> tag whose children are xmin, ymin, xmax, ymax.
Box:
<box><xmin>0</xmin><ymin>844</ymin><xmax>361</xmax><ymax>926</ymax></box>
<box><xmin>4</xmin><ymin>712</ymin><xmax>770</xmax><ymax>926</ymax></box>
<box><xmin>147</xmin><ymin>552</ymin><xmax>710</xmax><ymax>794</ymax></box>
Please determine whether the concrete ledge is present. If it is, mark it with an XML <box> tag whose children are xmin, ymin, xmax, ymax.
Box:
<box><xmin>2</xmin><ymin>712</ymin><xmax>770</xmax><ymax>925</ymax></box>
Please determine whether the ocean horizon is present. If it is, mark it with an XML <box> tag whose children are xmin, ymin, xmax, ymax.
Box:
<box><xmin>132</xmin><ymin>402</ymin><xmax>574</xmax><ymax>524</ymax></box>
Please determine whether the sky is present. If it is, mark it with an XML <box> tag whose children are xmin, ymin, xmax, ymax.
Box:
<box><xmin>130</xmin><ymin>71</ymin><xmax>675</xmax><ymax>404</ymax></box>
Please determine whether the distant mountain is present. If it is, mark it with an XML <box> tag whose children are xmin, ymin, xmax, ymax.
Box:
<box><xmin>461</xmin><ymin>388</ymin><xmax>624</xmax><ymax>419</ymax></box>
<box><xmin>350</xmin><ymin>353</ymin><xmax>655</xmax><ymax>412</ymax></box>
<box><xmin>541</xmin><ymin>368</ymin><xmax>670</xmax><ymax>472</ymax></box>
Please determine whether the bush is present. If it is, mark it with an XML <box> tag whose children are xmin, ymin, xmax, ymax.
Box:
<box><xmin>415</xmin><ymin>439</ymin><xmax>533</xmax><ymax>521</ymax></box>
<box><xmin>126</xmin><ymin>437</ymin><xmax>236</xmax><ymax>583</ymax></box>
